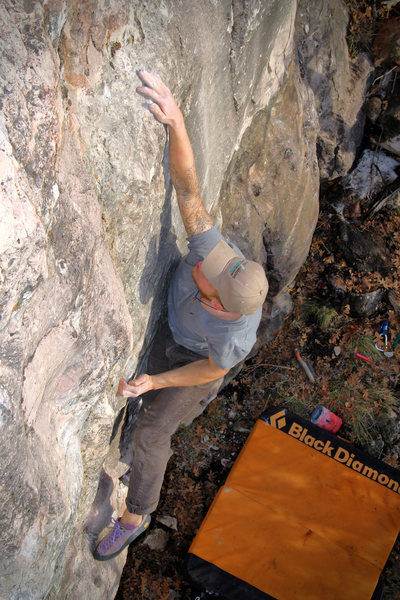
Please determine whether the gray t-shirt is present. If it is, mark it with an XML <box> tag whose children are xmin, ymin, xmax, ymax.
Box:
<box><xmin>168</xmin><ymin>227</ymin><xmax>262</xmax><ymax>370</ymax></box>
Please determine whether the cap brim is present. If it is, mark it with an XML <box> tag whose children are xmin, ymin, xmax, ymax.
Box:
<box><xmin>202</xmin><ymin>240</ymin><xmax>238</xmax><ymax>284</ymax></box>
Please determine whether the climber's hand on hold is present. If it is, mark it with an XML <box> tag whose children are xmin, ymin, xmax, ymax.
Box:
<box><xmin>117</xmin><ymin>375</ymin><xmax>153</xmax><ymax>398</ymax></box>
<box><xmin>136</xmin><ymin>70</ymin><xmax>184</xmax><ymax>129</ymax></box>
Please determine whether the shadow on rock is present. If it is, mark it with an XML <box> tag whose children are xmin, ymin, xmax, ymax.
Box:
<box><xmin>84</xmin><ymin>469</ymin><xmax>115</xmax><ymax>551</ymax></box>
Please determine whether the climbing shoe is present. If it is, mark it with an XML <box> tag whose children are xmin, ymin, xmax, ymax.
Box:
<box><xmin>93</xmin><ymin>515</ymin><xmax>151</xmax><ymax>561</ymax></box>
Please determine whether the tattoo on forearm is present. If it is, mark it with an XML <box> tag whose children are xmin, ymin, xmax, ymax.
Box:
<box><xmin>183</xmin><ymin>205</ymin><xmax>213</xmax><ymax>236</ymax></box>
<box><xmin>170</xmin><ymin>166</ymin><xmax>213</xmax><ymax>236</ymax></box>
<box><xmin>171</xmin><ymin>166</ymin><xmax>199</xmax><ymax>196</ymax></box>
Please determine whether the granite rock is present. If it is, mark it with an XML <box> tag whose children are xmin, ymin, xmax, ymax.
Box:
<box><xmin>296</xmin><ymin>0</ymin><xmax>374</xmax><ymax>180</ymax></box>
<box><xmin>0</xmin><ymin>1</ymin><xmax>375</xmax><ymax>598</ymax></box>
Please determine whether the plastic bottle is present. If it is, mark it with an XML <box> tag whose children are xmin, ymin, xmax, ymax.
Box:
<box><xmin>311</xmin><ymin>405</ymin><xmax>342</xmax><ymax>433</ymax></box>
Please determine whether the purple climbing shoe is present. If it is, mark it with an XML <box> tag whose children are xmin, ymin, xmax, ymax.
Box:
<box><xmin>93</xmin><ymin>515</ymin><xmax>151</xmax><ymax>561</ymax></box>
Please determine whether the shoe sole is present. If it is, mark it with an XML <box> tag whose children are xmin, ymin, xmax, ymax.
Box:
<box><xmin>93</xmin><ymin>515</ymin><xmax>151</xmax><ymax>561</ymax></box>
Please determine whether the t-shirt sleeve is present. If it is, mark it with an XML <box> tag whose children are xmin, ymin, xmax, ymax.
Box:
<box><xmin>184</xmin><ymin>227</ymin><xmax>224</xmax><ymax>266</ymax></box>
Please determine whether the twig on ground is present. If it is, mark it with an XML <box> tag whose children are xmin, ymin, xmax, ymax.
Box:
<box><xmin>243</xmin><ymin>363</ymin><xmax>296</xmax><ymax>372</ymax></box>
<box><xmin>369</xmin><ymin>65</ymin><xmax>398</xmax><ymax>90</ymax></box>
<box><xmin>365</xmin><ymin>183</ymin><xmax>400</xmax><ymax>219</ymax></box>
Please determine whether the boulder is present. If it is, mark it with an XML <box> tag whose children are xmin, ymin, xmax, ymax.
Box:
<box><xmin>219</xmin><ymin>56</ymin><xmax>319</xmax><ymax>293</ymax></box>
<box><xmin>337</xmin><ymin>215</ymin><xmax>392</xmax><ymax>274</ymax></box>
<box><xmin>377</xmin><ymin>70</ymin><xmax>400</xmax><ymax>156</ymax></box>
<box><xmin>365</xmin><ymin>18</ymin><xmax>400</xmax><ymax>156</ymax></box>
<box><xmin>341</xmin><ymin>149</ymin><xmax>399</xmax><ymax>201</ymax></box>
<box><xmin>349</xmin><ymin>289</ymin><xmax>384</xmax><ymax>318</ymax></box>
<box><xmin>296</xmin><ymin>0</ymin><xmax>374</xmax><ymax>180</ymax></box>
<box><xmin>0</xmin><ymin>0</ymin><xmax>374</xmax><ymax>598</ymax></box>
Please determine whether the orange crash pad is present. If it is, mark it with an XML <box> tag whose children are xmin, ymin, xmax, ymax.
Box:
<box><xmin>185</xmin><ymin>407</ymin><xmax>400</xmax><ymax>600</ymax></box>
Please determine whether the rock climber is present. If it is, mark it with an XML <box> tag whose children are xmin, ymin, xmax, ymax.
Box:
<box><xmin>94</xmin><ymin>71</ymin><xmax>268</xmax><ymax>560</ymax></box>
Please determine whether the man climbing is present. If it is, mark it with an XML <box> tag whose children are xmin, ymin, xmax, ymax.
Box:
<box><xmin>94</xmin><ymin>71</ymin><xmax>268</xmax><ymax>560</ymax></box>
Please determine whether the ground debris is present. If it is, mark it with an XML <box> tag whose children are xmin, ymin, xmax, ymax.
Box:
<box><xmin>156</xmin><ymin>515</ymin><xmax>178</xmax><ymax>531</ymax></box>
<box><xmin>143</xmin><ymin>529</ymin><xmax>170</xmax><ymax>551</ymax></box>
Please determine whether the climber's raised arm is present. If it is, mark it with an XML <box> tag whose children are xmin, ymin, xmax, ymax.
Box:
<box><xmin>137</xmin><ymin>71</ymin><xmax>213</xmax><ymax>237</ymax></box>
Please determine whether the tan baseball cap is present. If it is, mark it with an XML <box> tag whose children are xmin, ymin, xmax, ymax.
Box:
<box><xmin>202</xmin><ymin>240</ymin><xmax>268</xmax><ymax>315</ymax></box>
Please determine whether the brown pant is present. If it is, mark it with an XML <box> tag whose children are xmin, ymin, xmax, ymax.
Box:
<box><xmin>126</xmin><ymin>322</ymin><xmax>224</xmax><ymax>515</ymax></box>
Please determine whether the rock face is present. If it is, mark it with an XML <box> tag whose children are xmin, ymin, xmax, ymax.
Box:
<box><xmin>296</xmin><ymin>0</ymin><xmax>374</xmax><ymax>180</ymax></box>
<box><xmin>0</xmin><ymin>1</ymin><xmax>373</xmax><ymax>598</ymax></box>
